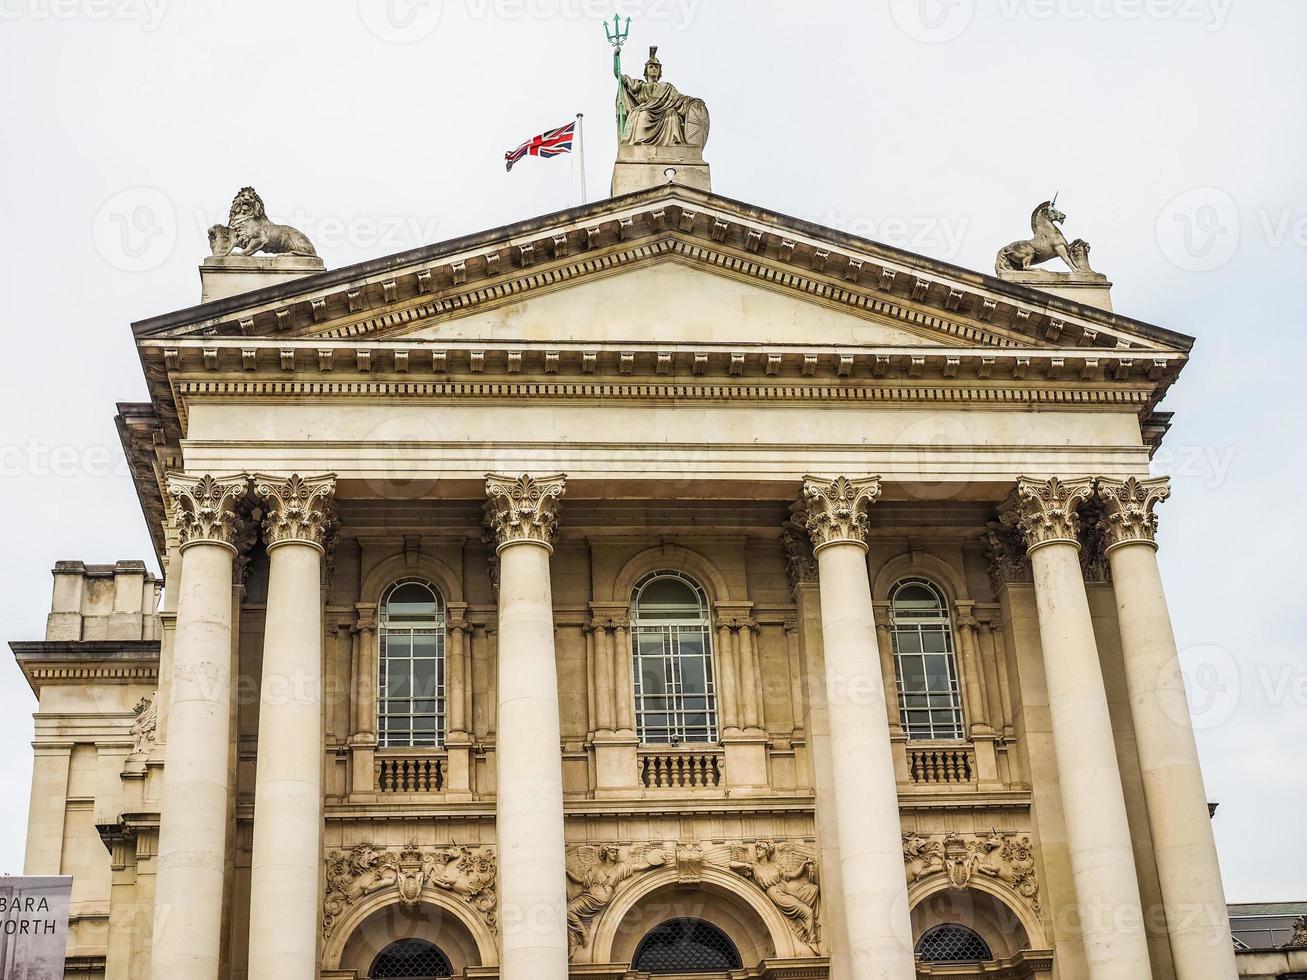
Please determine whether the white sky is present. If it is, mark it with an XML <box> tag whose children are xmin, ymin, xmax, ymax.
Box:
<box><xmin>0</xmin><ymin>0</ymin><xmax>1304</xmax><ymax>901</ymax></box>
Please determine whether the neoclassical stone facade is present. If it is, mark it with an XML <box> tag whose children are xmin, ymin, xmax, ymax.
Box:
<box><xmin>9</xmin><ymin>149</ymin><xmax>1265</xmax><ymax>980</ymax></box>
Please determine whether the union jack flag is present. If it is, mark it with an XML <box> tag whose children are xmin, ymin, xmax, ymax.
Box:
<box><xmin>505</xmin><ymin>121</ymin><xmax>576</xmax><ymax>172</ymax></box>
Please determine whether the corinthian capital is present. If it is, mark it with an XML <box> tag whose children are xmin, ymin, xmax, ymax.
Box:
<box><xmin>168</xmin><ymin>473</ymin><xmax>248</xmax><ymax>550</ymax></box>
<box><xmin>253</xmin><ymin>473</ymin><xmax>338</xmax><ymax>551</ymax></box>
<box><xmin>1097</xmin><ymin>476</ymin><xmax>1171</xmax><ymax>551</ymax></box>
<box><xmin>1002</xmin><ymin>477</ymin><xmax>1095</xmax><ymax>552</ymax></box>
<box><xmin>800</xmin><ymin>475</ymin><xmax>882</xmax><ymax>552</ymax></box>
<box><xmin>484</xmin><ymin>473</ymin><xmax>566</xmax><ymax>551</ymax></box>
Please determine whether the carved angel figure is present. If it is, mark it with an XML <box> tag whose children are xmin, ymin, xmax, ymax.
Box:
<box><xmin>730</xmin><ymin>841</ymin><xmax>821</xmax><ymax>950</ymax></box>
<box><xmin>129</xmin><ymin>693</ymin><xmax>158</xmax><ymax>755</ymax></box>
<box><xmin>566</xmin><ymin>844</ymin><xmax>666</xmax><ymax>950</ymax></box>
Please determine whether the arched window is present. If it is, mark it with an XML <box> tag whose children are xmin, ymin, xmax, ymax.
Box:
<box><xmin>916</xmin><ymin>923</ymin><xmax>992</xmax><ymax>962</ymax></box>
<box><xmin>889</xmin><ymin>578</ymin><xmax>964</xmax><ymax>741</ymax></box>
<box><xmin>631</xmin><ymin>572</ymin><xmax>719</xmax><ymax>744</ymax></box>
<box><xmin>378</xmin><ymin>579</ymin><xmax>446</xmax><ymax>748</ymax></box>
<box><xmin>632</xmin><ymin>918</ymin><xmax>743</xmax><ymax>973</ymax></box>
<box><xmin>369</xmin><ymin>938</ymin><xmax>453</xmax><ymax>977</ymax></box>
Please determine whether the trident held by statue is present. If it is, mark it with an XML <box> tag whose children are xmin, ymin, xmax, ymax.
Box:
<box><xmin>605</xmin><ymin>14</ymin><xmax>632</xmax><ymax>138</ymax></box>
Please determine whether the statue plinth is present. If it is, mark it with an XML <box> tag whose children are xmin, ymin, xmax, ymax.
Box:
<box><xmin>612</xmin><ymin>143</ymin><xmax>711</xmax><ymax>196</ymax></box>
<box><xmin>997</xmin><ymin>268</ymin><xmax>1114</xmax><ymax>312</ymax></box>
<box><xmin>199</xmin><ymin>254</ymin><xmax>325</xmax><ymax>304</ymax></box>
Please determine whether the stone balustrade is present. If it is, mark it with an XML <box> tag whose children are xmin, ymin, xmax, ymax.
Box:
<box><xmin>908</xmin><ymin>745</ymin><xmax>976</xmax><ymax>785</ymax></box>
<box><xmin>375</xmin><ymin>751</ymin><xmax>447</xmax><ymax>793</ymax></box>
<box><xmin>638</xmin><ymin>747</ymin><xmax>724</xmax><ymax>789</ymax></box>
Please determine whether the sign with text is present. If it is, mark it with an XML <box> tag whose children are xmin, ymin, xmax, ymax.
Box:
<box><xmin>0</xmin><ymin>877</ymin><xmax>71</xmax><ymax>980</ymax></box>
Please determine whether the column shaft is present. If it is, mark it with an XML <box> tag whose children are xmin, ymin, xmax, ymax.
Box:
<box><xmin>1029</xmin><ymin>540</ymin><xmax>1152</xmax><ymax>978</ymax></box>
<box><xmin>449</xmin><ymin>621</ymin><xmax>467</xmax><ymax>734</ymax></box>
<box><xmin>815</xmin><ymin>541</ymin><xmax>915</xmax><ymax>978</ymax></box>
<box><xmin>873</xmin><ymin>617</ymin><xmax>903</xmax><ymax>733</ymax></box>
<box><xmin>246</xmin><ymin>541</ymin><xmax>324</xmax><ymax>980</ymax></box>
<box><xmin>594</xmin><ymin>624</ymin><xmax>615</xmax><ymax>732</ymax></box>
<box><xmin>152</xmin><ymin>541</ymin><xmax>236</xmax><ymax>980</ymax></box>
<box><xmin>496</xmin><ymin>540</ymin><xmax>569</xmax><ymax>978</ymax></box>
<box><xmin>737</xmin><ymin>626</ymin><xmax>761</xmax><ymax>730</ymax></box>
<box><xmin>1109</xmin><ymin>541</ymin><xmax>1237</xmax><ymax>977</ymax></box>
<box><xmin>613</xmin><ymin>622</ymin><xmax>634</xmax><ymax>733</ymax></box>
<box><xmin>715</xmin><ymin>623</ymin><xmax>741</xmax><ymax>732</ymax></box>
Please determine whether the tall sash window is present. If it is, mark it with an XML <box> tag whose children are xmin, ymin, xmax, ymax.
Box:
<box><xmin>377</xmin><ymin>579</ymin><xmax>446</xmax><ymax>747</ymax></box>
<box><xmin>631</xmin><ymin>572</ymin><xmax>719</xmax><ymax>744</ymax></box>
<box><xmin>890</xmin><ymin>578</ymin><xmax>965</xmax><ymax>741</ymax></box>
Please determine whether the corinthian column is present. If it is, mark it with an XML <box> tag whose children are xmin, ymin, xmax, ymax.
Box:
<box><xmin>153</xmin><ymin>474</ymin><xmax>247</xmax><ymax>980</ymax></box>
<box><xmin>484</xmin><ymin>473</ymin><xmax>569</xmax><ymax>980</ymax></box>
<box><xmin>1097</xmin><ymin>478</ymin><xmax>1237</xmax><ymax>979</ymax></box>
<box><xmin>800</xmin><ymin>476</ymin><xmax>915</xmax><ymax>980</ymax></box>
<box><xmin>1005</xmin><ymin>477</ymin><xmax>1152</xmax><ymax>979</ymax></box>
<box><xmin>246</xmin><ymin>474</ymin><xmax>336</xmax><ymax>980</ymax></box>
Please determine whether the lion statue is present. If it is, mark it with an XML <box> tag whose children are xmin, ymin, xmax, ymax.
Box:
<box><xmin>207</xmin><ymin>186</ymin><xmax>317</xmax><ymax>258</ymax></box>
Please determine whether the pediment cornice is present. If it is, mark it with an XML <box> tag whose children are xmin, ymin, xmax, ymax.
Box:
<box><xmin>132</xmin><ymin>186</ymin><xmax>1193</xmax><ymax>358</ymax></box>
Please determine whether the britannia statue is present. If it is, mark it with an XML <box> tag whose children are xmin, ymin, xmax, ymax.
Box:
<box><xmin>610</xmin><ymin>38</ymin><xmax>710</xmax><ymax>149</ymax></box>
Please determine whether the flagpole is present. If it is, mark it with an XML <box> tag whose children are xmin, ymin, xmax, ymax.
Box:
<box><xmin>576</xmin><ymin>112</ymin><xmax>588</xmax><ymax>206</ymax></box>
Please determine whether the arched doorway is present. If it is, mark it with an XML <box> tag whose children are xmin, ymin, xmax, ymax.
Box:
<box><xmin>369</xmin><ymin>938</ymin><xmax>453</xmax><ymax>977</ymax></box>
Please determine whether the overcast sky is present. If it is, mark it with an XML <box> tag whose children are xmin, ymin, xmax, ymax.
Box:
<box><xmin>1</xmin><ymin>1</ymin><xmax>1304</xmax><ymax>901</ymax></box>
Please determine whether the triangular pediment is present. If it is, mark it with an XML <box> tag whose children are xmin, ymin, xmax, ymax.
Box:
<box><xmin>404</xmin><ymin>258</ymin><xmax>952</xmax><ymax>348</ymax></box>
<box><xmin>134</xmin><ymin>186</ymin><xmax>1193</xmax><ymax>359</ymax></box>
